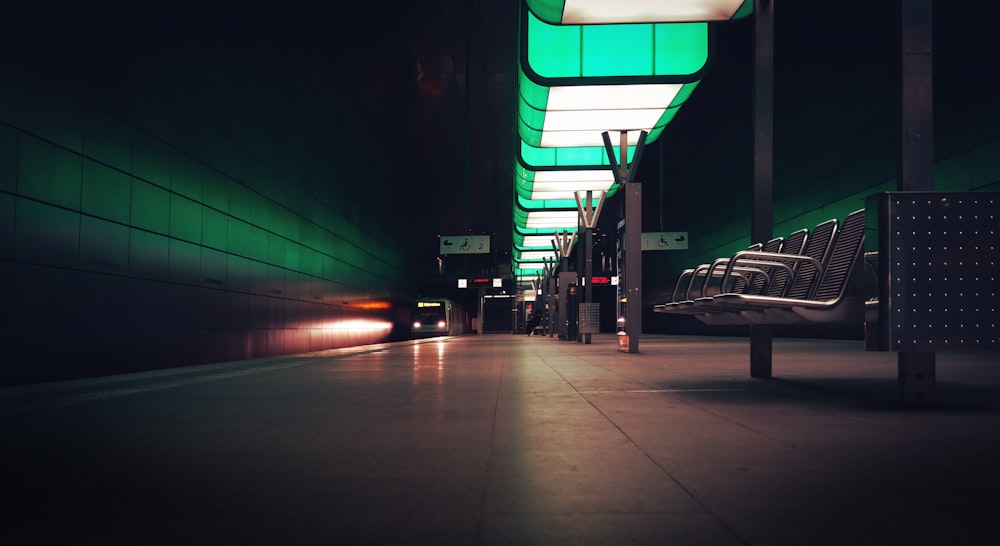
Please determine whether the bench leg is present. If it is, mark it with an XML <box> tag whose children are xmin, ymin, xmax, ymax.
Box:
<box><xmin>898</xmin><ymin>352</ymin><xmax>935</xmax><ymax>408</ymax></box>
<box><xmin>750</xmin><ymin>324</ymin><xmax>773</xmax><ymax>378</ymax></box>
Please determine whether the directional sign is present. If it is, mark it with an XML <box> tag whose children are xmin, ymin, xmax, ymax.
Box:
<box><xmin>440</xmin><ymin>235</ymin><xmax>491</xmax><ymax>254</ymax></box>
<box><xmin>641</xmin><ymin>232</ymin><xmax>688</xmax><ymax>251</ymax></box>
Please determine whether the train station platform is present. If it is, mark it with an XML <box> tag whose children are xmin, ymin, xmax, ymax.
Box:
<box><xmin>3</xmin><ymin>334</ymin><xmax>1000</xmax><ymax>545</ymax></box>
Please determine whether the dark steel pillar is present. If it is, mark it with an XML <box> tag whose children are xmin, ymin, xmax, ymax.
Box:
<box><xmin>898</xmin><ymin>0</ymin><xmax>935</xmax><ymax>407</ymax></box>
<box><xmin>545</xmin><ymin>258</ymin><xmax>556</xmax><ymax>338</ymax></box>
<box><xmin>576</xmin><ymin>189</ymin><xmax>604</xmax><ymax>345</ymax></box>
<box><xmin>604</xmin><ymin>130</ymin><xmax>644</xmax><ymax>353</ymax></box>
<box><xmin>751</xmin><ymin>0</ymin><xmax>774</xmax><ymax>377</ymax></box>
<box><xmin>553</xmin><ymin>230</ymin><xmax>575</xmax><ymax>341</ymax></box>
<box><xmin>577</xmin><ymin>220</ymin><xmax>585</xmax><ymax>343</ymax></box>
<box><xmin>625</xmin><ymin>182</ymin><xmax>642</xmax><ymax>354</ymax></box>
<box><xmin>584</xmin><ymin>226</ymin><xmax>593</xmax><ymax>344</ymax></box>
<box><xmin>621</xmin><ymin>132</ymin><xmax>642</xmax><ymax>353</ymax></box>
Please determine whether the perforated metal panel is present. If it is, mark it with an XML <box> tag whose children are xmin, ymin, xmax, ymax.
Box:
<box><xmin>866</xmin><ymin>192</ymin><xmax>1000</xmax><ymax>351</ymax></box>
<box><xmin>579</xmin><ymin>302</ymin><xmax>600</xmax><ymax>334</ymax></box>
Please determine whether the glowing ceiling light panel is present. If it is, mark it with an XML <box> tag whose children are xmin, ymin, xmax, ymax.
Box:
<box><xmin>524</xmin><ymin>210</ymin><xmax>582</xmax><ymax>229</ymax></box>
<box><xmin>511</xmin><ymin>2</ymin><xmax>715</xmax><ymax>261</ymax></box>
<box><xmin>517</xmin><ymin>234</ymin><xmax>576</xmax><ymax>248</ymax></box>
<box><xmin>525</xmin><ymin>0</ymin><xmax>752</xmax><ymax>24</ymax></box>
<box><xmin>517</xmin><ymin>68</ymin><xmax>700</xmax><ymax>147</ymax></box>
<box><xmin>515</xmin><ymin>165</ymin><xmax>617</xmax><ymax>201</ymax></box>
<box><xmin>514</xmin><ymin>249</ymin><xmax>561</xmax><ymax>262</ymax></box>
<box><xmin>533</xmin><ymin>170</ymin><xmax>615</xmax><ymax>184</ymax></box>
<box><xmin>515</xmin><ymin>194</ymin><xmax>602</xmax><ymax>221</ymax></box>
<box><xmin>519</xmin><ymin>139</ymin><xmax>636</xmax><ymax>168</ymax></box>
<box><xmin>523</xmin><ymin>10</ymin><xmax>709</xmax><ymax>81</ymax></box>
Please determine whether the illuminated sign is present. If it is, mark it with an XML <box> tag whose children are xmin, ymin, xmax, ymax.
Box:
<box><xmin>592</xmin><ymin>276</ymin><xmax>611</xmax><ymax>285</ymax></box>
<box><xmin>641</xmin><ymin>231</ymin><xmax>689</xmax><ymax>250</ymax></box>
<box><xmin>417</xmin><ymin>301</ymin><xmax>442</xmax><ymax>308</ymax></box>
<box><xmin>440</xmin><ymin>235</ymin><xmax>491</xmax><ymax>254</ymax></box>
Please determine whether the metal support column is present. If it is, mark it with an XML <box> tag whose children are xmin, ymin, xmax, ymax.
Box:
<box><xmin>554</xmin><ymin>230</ymin><xmax>576</xmax><ymax>341</ymax></box>
<box><xmin>545</xmin><ymin>258</ymin><xmax>556</xmax><ymax>338</ymax></box>
<box><xmin>624</xmin><ymin>178</ymin><xmax>642</xmax><ymax>353</ymax></box>
<box><xmin>576</xmin><ymin>190</ymin><xmax>605</xmax><ymax>345</ymax></box>
<box><xmin>577</xmin><ymin>220</ymin><xmax>585</xmax><ymax>343</ymax></box>
<box><xmin>751</xmin><ymin>0</ymin><xmax>774</xmax><ymax>378</ymax></box>
<box><xmin>604</xmin><ymin>130</ymin><xmax>646</xmax><ymax>354</ymax></box>
<box><xmin>583</xmin><ymin>227</ymin><xmax>593</xmax><ymax>344</ymax></box>
<box><xmin>898</xmin><ymin>0</ymin><xmax>935</xmax><ymax>407</ymax></box>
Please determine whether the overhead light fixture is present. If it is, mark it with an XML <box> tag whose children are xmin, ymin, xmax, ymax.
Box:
<box><xmin>513</xmin><ymin>231</ymin><xmax>583</xmax><ymax>250</ymax></box>
<box><xmin>522</xmin><ymin>10</ymin><xmax>710</xmax><ymax>81</ymax></box>
<box><xmin>519</xmin><ymin>139</ymin><xmax>637</xmax><ymax>169</ymax></box>
<box><xmin>525</xmin><ymin>0</ymin><xmax>752</xmax><ymax>24</ymax></box>
<box><xmin>515</xmin><ymin>163</ymin><xmax>618</xmax><ymax>201</ymax></box>
<box><xmin>516</xmin><ymin>9</ymin><xmax>706</xmax><ymax>147</ymax></box>
<box><xmin>513</xmin><ymin>249</ymin><xmax>562</xmax><ymax>262</ymax></box>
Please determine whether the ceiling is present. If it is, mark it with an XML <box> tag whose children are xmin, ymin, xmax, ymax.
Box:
<box><xmin>312</xmin><ymin>1</ymin><xmax>520</xmax><ymax>258</ymax></box>
<box><xmin>315</xmin><ymin>1</ymin><xmax>753</xmax><ymax>276</ymax></box>
<box><xmin>19</xmin><ymin>2</ymin><xmax>988</xmax><ymax>284</ymax></box>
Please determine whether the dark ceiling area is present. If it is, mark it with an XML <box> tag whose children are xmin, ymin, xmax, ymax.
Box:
<box><xmin>303</xmin><ymin>1</ymin><xmax>520</xmax><ymax>251</ymax></box>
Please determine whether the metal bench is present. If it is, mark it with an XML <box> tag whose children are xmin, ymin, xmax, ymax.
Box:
<box><xmin>666</xmin><ymin>242</ymin><xmax>764</xmax><ymax>305</ymax></box>
<box><xmin>654</xmin><ymin>219</ymin><xmax>835</xmax><ymax>319</ymax></box>
<box><xmin>655</xmin><ymin>210</ymin><xmax>864</xmax><ymax>326</ymax></box>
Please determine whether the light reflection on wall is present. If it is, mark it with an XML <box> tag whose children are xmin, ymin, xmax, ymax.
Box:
<box><xmin>1</xmin><ymin>19</ymin><xmax>414</xmax><ymax>386</ymax></box>
<box><xmin>316</xmin><ymin>318</ymin><xmax>394</xmax><ymax>348</ymax></box>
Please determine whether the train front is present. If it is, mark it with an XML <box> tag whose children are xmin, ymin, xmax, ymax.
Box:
<box><xmin>411</xmin><ymin>299</ymin><xmax>450</xmax><ymax>337</ymax></box>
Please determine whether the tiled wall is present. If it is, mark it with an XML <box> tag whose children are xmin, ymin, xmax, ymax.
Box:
<box><xmin>646</xmin><ymin>25</ymin><xmax>1000</xmax><ymax>319</ymax></box>
<box><xmin>651</xmin><ymin>135</ymin><xmax>1000</xmax><ymax>305</ymax></box>
<box><xmin>0</xmin><ymin>23</ymin><xmax>413</xmax><ymax>386</ymax></box>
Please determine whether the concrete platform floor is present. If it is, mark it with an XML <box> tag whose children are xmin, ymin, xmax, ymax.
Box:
<box><xmin>2</xmin><ymin>333</ymin><xmax>1000</xmax><ymax>545</ymax></box>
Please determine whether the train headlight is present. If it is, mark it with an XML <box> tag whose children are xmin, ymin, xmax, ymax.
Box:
<box><xmin>413</xmin><ymin>321</ymin><xmax>422</xmax><ymax>328</ymax></box>
<box><xmin>437</xmin><ymin>320</ymin><xmax>447</xmax><ymax>328</ymax></box>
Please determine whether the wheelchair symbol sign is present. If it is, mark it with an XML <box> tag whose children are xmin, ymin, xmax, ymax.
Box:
<box><xmin>440</xmin><ymin>235</ymin><xmax>491</xmax><ymax>254</ymax></box>
<box><xmin>641</xmin><ymin>232</ymin><xmax>688</xmax><ymax>251</ymax></box>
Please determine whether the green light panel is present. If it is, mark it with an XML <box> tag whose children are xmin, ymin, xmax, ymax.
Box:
<box><xmin>525</xmin><ymin>0</ymin><xmax>752</xmax><ymax>24</ymax></box>
<box><xmin>514</xmin><ymin>232</ymin><xmax>578</xmax><ymax>249</ymax></box>
<box><xmin>514</xmin><ymin>263</ymin><xmax>548</xmax><ymax>274</ymax></box>
<box><xmin>519</xmin><ymin>140</ymin><xmax>636</xmax><ymax>168</ymax></box>
<box><xmin>524</xmin><ymin>10</ymin><xmax>709</xmax><ymax>81</ymax></box>
<box><xmin>515</xmin><ymin>192</ymin><xmax>605</xmax><ymax>213</ymax></box>
<box><xmin>513</xmin><ymin>248</ymin><xmax>560</xmax><ymax>262</ymax></box>
<box><xmin>514</xmin><ymin>209</ymin><xmax>582</xmax><ymax>230</ymax></box>
<box><xmin>515</xmin><ymin>164</ymin><xmax>618</xmax><ymax>201</ymax></box>
<box><xmin>518</xmin><ymin>99</ymin><xmax>679</xmax><ymax>147</ymax></box>
<box><xmin>514</xmin><ymin>194</ymin><xmax>602</xmax><ymax>220</ymax></box>
<box><xmin>518</xmin><ymin>69</ymin><xmax>700</xmax><ymax>115</ymax></box>
<box><xmin>517</xmin><ymin>72</ymin><xmax>699</xmax><ymax>147</ymax></box>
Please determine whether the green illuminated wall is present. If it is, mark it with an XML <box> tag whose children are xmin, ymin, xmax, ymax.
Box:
<box><xmin>0</xmin><ymin>21</ymin><xmax>414</xmax><ymax>386</ymax></box>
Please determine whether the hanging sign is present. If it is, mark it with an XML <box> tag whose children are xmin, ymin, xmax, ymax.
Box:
<box><xmin>641</xmin><ymin>232</ymin><xmax>688</xmax><ymax>250</ymax></box>
<box><xmin>440</xmin><ymin>235</ymin><xmax>491</xmax><ymax>254</ymax></box>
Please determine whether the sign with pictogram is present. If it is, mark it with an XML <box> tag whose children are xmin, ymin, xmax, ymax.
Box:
<box><xmin>641</xmin><ymin>232</ymin><xmax>688</xmax><ymax>251</ymax></box>
<box><xmin>440</xmin><ymin>235</ymin><xmax>491</xmax><ymax>254</ymax></box>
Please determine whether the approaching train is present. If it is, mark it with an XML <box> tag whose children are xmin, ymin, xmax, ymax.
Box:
<box><xmin>411</xmin><ymin>298</ymin><xmax>471</xmax><ymax>337</ymax></box>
